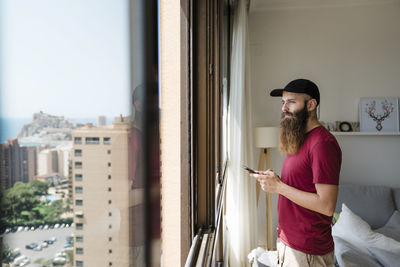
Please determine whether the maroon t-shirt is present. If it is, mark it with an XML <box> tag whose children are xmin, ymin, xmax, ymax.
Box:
<box><xmin>277</xmin><ymin>126</ymin><xmax>342</xmax><ymax>255</ymax></box>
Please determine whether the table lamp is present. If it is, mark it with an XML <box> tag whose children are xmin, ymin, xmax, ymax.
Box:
<box><xmin>253</xmin><ymin>126</ymin><xmax>279</xmax><ymax>250</ymax></box>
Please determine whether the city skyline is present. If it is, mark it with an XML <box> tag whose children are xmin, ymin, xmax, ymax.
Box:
<box><xmin>0</xmin><ymin>113</ymin><xmax>121</xmax><ymax>144</ymax></box>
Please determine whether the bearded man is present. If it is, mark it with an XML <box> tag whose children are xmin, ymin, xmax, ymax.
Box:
<box><xmin>250</xmin><ymin>79</ymin><xmax>342</xmax><ymax>267</ymax></box>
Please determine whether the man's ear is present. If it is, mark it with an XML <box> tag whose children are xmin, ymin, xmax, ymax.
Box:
<box><xmin>307</xmin><ymin>99</ymin><xmax>318</xmax><ymax>112</ymax></box>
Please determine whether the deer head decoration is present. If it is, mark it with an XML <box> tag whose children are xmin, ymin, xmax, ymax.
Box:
<box><xmin>364</xmin><ymin>100</ymin><xmax>394</xmax><ymax>131</ymax></box>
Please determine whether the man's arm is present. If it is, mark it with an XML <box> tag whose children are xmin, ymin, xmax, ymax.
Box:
<box><xmin>250</xmin><ymin>170</ymin><xmax>338</xmax><ymax>216</ymax></box>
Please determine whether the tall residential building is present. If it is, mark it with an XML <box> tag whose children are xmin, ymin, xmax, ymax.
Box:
<box><xmin>97</xmin><ymin>116</ymin><xmax>107</xmax><ymax>126</ymax></box>
<box><xmin>0</xmin><ymin>139</ymin><xmax>37</xmax><ymax>189</ymax></box>
<box><xmin>37</xmin><ymin>148</ymin><xmax>59</xmax><ymax>176</ymax></box>
<box><xmin>72</xmin><ymin>120</ymin><xmax>133</xmax><ymax>267</ymax></box>
<box><xmin>21</xmin><ymin>146</ymin><xmax>38</xmax><ymax>183</ymax></box>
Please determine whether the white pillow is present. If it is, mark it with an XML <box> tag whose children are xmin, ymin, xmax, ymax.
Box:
<box><xmin>332</xmin><ymin>203</ymin><xmax>400</xmax><ymax>254</ymax></box>
<box><xmin>375</xmin><ymin>210</ymin><xmax>400</xmax><ymax>242</ymax></box>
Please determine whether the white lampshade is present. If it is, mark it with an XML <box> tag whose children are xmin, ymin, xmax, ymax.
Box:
<box><xmin>253</xmin><ymin>127</ymin><xmax>280</xmax><ymax>148</ymax></box>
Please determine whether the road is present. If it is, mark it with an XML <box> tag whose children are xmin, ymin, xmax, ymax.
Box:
<box><xmin>2</xmin><ymin>227</ymin><xmax>73</xmax><ymax>266</ymax></box>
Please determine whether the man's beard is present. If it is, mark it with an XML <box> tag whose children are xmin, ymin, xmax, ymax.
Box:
<box><xmin>279</xmin><ymin>103</ymin><xmax>310</xmax><ymax>155</ymax></box>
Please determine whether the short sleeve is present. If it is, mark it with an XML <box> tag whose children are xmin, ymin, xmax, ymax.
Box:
<box><xmin>310</xmin><ymin>140</ymin><xmax>342</xmax><ymax>185</ymax></box>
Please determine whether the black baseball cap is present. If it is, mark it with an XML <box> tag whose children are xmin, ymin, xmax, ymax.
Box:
<box><xmin>270</xmin><ymin>79</ymin><xmax>320</xmax><ymax>106</ymax></box>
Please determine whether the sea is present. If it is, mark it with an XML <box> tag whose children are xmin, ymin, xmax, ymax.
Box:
<box><xmin>0</xmin><ymin>117</ymin><xmax>104</xmax><ymax>144</ymax></box>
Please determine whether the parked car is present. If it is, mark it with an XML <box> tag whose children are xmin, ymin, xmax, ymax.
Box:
<box><xmin>44</xmin><ymin>239</ymin><xmax>54</xmax><ymax>245</ymax></box>
<box><xmin>50</xmin><ymin>237</ymin><xmax>57</xmax><ymax>242</ymax></box>
<box><xmin>18</xmin><ymin>257</ymin><xmax>30</xmax><ymax>266</ymax></box>
<box><xmin>4</xmin><ymin>228</ymin><xmax>11</xmax><ymax>234</ymax></box>
<box><xmin>54</xmin><ymin>223</ymin><xmax>60</xmax><ymax>229</ymax></box>
<box><xmin>13</xmin><ymin>255</ymin><xmax>28</xmax><ymax>265</ymax></box>
<box><xmin>41</xmin><ymin>242</ymin><xmax>48</xmax><ymax>248</ymax></box>
<box><xmin>55</xmin><ymin>252</ymin><xmax>67</xmax><ymax>258</ymax></box>
<box><xmin>23</xmin><ymin>226</ymin><xmax>29</xmax><ymax>231</ymax></box>
<box><xmin>43</xmin><ymin>224</ymin><xmax>49</xmax><ymax>230</ymax></box>
<box><xmin>52</xmin><ymin>257</ymin><xmax>66</xmax><ymax>266</ymax></box>
<box><xmin>8</xmin><ymin>248</ymin><xmax>21</xmax><ymax>261</ymax></box>
<box><xmin>38</xmin><ymin>225</ymin><xmax>44</xmax><ymax>230</ymax></box>
<box><xmin>17</xmin><ymin>226</ymin><xmax>24</xmax><ymax>232</ymax></box>
<box><xmin>25</xmin><ymin>243</ymin><xmax>38</xmax><ymax>249</ymax></box>
<box><xmin>33</xmin><ymin>245</ymin><xmax>42</xmax><ymax>251</ymax></box>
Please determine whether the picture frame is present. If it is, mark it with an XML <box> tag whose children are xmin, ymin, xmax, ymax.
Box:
<box><xmin>360</xmin><ymin>97</ymin><xmax>399</xmax><ymax>132</ymax></box>
<box><xmin>334</xmin><ymin>121</ymin><xmax>360</xmax><ymax>132</ymax></box>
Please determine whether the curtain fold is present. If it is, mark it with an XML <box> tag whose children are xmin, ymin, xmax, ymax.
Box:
<box><xmin>225</xmin><ymin>0</ymin><xmax>257</xmax><ymax>265</ymax></box>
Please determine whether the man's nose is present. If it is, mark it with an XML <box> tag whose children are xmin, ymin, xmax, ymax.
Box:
<box><xmin>282</xmin><ymin>103</ymin><xmax>288</xmax><ymax>113</ymax></box>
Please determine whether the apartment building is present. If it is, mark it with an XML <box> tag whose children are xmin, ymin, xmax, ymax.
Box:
<box><xmin>0</xmin><ymin>139</ymin><xmax>37</xmax><ymax>189</ymax></box>
<box><xmin>72</xmin><ymin>120</ymin><xmax>135</xmax><ymax>267</ymax></box>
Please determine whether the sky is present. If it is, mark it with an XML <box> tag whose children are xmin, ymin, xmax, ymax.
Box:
<box><xmin>0</xmin><ymin>0</ymin><xmax>131</xmax><ymax>119</ymax></box>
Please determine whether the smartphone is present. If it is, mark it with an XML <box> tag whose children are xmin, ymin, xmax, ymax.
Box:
<box><xmin>242</xmin><ymin>165</ymin><xmax>257</xmax><ymax>174</ymax></box>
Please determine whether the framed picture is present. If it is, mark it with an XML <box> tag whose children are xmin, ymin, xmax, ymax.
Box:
<box><xmin>360</xmin><ymin>97</ymin><xmax>399</xmax><ymax>132</ymax></box>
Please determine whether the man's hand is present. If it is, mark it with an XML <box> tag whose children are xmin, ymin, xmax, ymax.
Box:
<box><xmin>249</xmin><ymin>169</ymin><xmax>282</xmax><ymax>194</ymax></box>
<box><xmin>249</xmin><ymin>169</ymin><xmax>338</xmax><ymax>216</ymax></box>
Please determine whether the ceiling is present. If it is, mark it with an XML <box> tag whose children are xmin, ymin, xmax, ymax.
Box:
<box><xmin>249</xmin><ymin>0</ymin><xmax>399</xmax><ymax>12</ymax></box>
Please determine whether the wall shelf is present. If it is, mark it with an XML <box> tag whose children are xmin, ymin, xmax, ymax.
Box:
<box><xmin>331</xmin><ymin>131</ymin><xmax>400</xmax><ymax>136</ymax></box>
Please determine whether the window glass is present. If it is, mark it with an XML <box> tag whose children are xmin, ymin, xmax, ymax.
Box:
<box><xmin>85</xmin><ymin>137</ymin><xmax>100</xmax><ymax>145</ymax></box>
<box><xmin>75</xmin><ymin>174</ymin><xmax>83</xmax><ymax>181</ymax></box>
<box><xmin>75</xmin><ymin>149</ymin><xmax>82</xmax><ymax>157</ymax></box>
<box><xmin>0</xmin><ymin>1</ymin><xmax>160</xmax><ymax>267</ymax></box>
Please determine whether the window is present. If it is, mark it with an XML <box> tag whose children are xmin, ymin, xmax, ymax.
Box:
<box><xmin>75</xmin><ymin>162</ymin><xmax>82</xmax><ymax>169</ymax></box>
<box><xmin>109</xmin><ymin>224</ymin><xmax>112</xmax><ymax>229</ymax></box>
<box><xmin>109</xmin><ymin>237</ymin><xmax>112</xmax><ymax>241</ymax></box>
<box><xmin>109</xmin><ymin>249</ymin><xmax>112</xmax><ymax>254</ymax></box>
<box><xmin>85</xmin><ymin>137</ymin><xmax>100</xmax><ymax>144</ymax></box>
<box><xmin>0</xmin><ymin>2</ymin><xmax>159</xmax><ymax>267</ymax></box>
<box><xmin>108</xmin><ymin>200</ymin><xmax>112</xmax><ymax>204</ymax></box>
<box><xmin>109</xmin><ymin>262</ymin><xmax>112</xmax><ymax>266</ymax></box>
<box><xmin>75</xmin><ymin>174</ymin><xmax>83</xmax><ymax>181</ymax></box>
<box><xmin>104</xmin><ymin>137</ymin><xmax>111</xmax><ymax>145</ymax></box>
<box><xmin>109</xmin><ymin>212</ymin><xmax>112</xmax><ymax>216</ymax></box>
<box><xmin>108</xmin><ymin>162</ymin><xmax>111</xmax><ymax>167</ymax></box>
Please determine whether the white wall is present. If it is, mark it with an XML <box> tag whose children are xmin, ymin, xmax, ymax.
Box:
<box><xmin>249</xmin><ymin>0</ymin><xmax>400</xmax><ymax>247</ymax></box>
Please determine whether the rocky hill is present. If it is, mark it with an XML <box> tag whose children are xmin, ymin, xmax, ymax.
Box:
<box><xmin>17</xmin><ymin>112</ymin><xmax>84</xmax><ymax>142</ymax></box>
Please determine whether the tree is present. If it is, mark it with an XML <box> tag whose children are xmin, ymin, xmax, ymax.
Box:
<box><xmin>2</xmin><ymin>182</ymin><xmax>40</xmax><ymax>224</ymax></box>
<box><xmin>1</xmin><ymin>244</ymin><xmax>12</xmax><ymax>263</ymax></box>
<box><xmin>28</xmin><ymin>180</ymin><xmax>50</xmax><ymax>196</ymax></box>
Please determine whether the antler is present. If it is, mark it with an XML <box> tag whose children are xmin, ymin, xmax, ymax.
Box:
<box><xmin>365</xmin><ymin>101</ymin><xmax>377</xmax><ymax>121</ymax></box>
<box><xmin>381</xmin><ymin>99</ymin><xmax>394</xmax><ymax>120</ymax></box>
<box><xmin>364</xmin><ymin>99</ymin><xmax>394</xmax><ymax>131</ymax></box>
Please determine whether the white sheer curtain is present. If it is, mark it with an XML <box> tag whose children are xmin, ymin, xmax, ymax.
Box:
<box><xmin>225</xmin><ymin>0</ymin><xmax>257</xmax><ymax>266</ymax></box>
